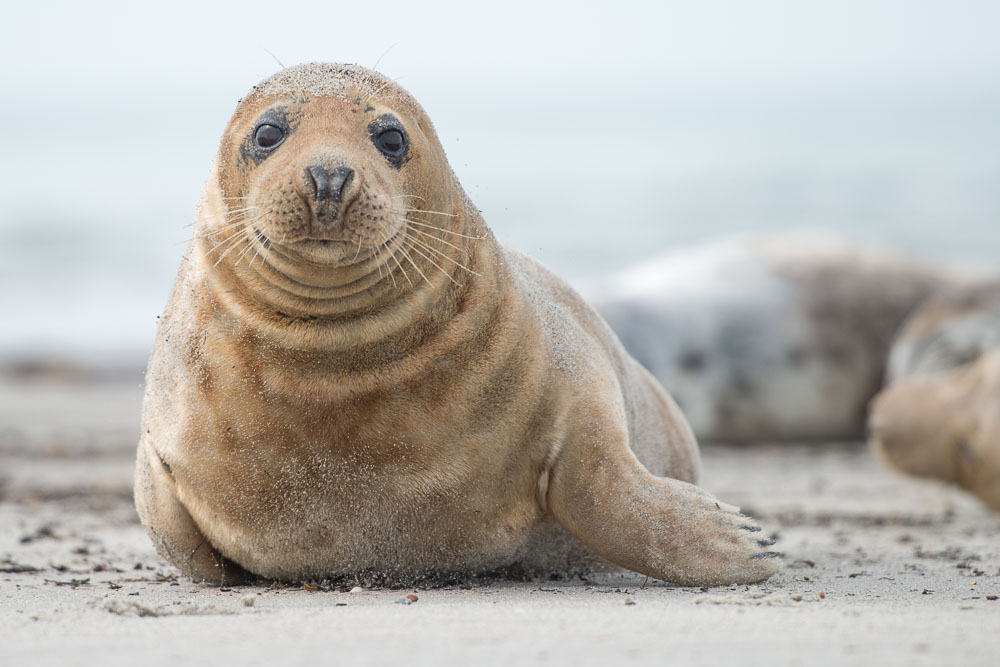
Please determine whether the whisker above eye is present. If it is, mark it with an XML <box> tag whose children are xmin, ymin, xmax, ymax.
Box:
<box><xmin>363</xmin><ymin>75</ymin><xmax>407</xmax><ymax>106</ymax></box>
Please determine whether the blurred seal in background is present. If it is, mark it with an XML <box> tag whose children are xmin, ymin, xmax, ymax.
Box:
<box><xmin>595</xmin><ymin>237</ymin><xmax>949</xmax><ymax>443</ymax></box>
<box><xmin>868</xmin><ymin>282</ymin><xmax>1000</xmax><ymax>510</ymax></box>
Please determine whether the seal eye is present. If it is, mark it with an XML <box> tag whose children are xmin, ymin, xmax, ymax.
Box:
<box><xmin>255</xmin><ymin>124</ymin><xmax>284</xmax><ymax>149</ymax></box>
<box><xmin>376</xmin><ymin>129</ymin><xmax>405</xmax><ymax>154</ymax></box>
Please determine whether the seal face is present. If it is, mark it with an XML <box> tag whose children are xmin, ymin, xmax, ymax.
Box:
<box><xmin>134</xmin><ymin>63</ymin><xmax>781</xmax><ymax>586</ymax></box>
<box><xmin>868</xmin><ymin>282</ymin><xmax>1000</xmax><ymax>510</ymax></box>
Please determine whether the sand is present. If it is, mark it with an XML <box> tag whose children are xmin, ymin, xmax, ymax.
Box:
<box><xmin>2</xmin><ymin>369</ymin><xmax>999</xmax><ymax>666</ymax></box>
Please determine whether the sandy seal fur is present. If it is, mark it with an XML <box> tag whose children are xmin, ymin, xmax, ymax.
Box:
<box><xmin>868</xmin><ymin>282</ymin><xmax>1000</xmax><ymax>510</ymax></box>
<box><xmin>134</xmin><ymin>63</ymin><xmax>780</xmax><ymax>586</ymax></box>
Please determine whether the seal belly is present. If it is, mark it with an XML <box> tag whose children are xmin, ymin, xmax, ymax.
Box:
<box><xmin>173</xmin><ymin>434</ymin><xmax>543</xmax><ymax>579</ymax></box>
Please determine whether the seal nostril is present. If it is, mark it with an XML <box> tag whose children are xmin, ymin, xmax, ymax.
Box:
<box><xmin>304</xmin><ymin>165</ymin><xmax>325</xmax><ymax>200</ymax></box>
<box><xmin>329</xmin><ymin>167</ymin><xmax>354</xmax><ymax>201</ymax></box>
<box><xmin>304</xmin><ymin>166</ymin><xmax>354</xmax><ymax>204</ymax></box>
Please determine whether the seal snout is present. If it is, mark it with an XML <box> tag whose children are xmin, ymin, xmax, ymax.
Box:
<box><xmin>304</xmin><ymin>164</ymin><xmax>356</xmax><ymax>227</ymax></box>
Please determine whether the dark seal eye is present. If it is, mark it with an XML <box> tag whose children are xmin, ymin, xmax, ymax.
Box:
<box><xmin>368</xmin><ymin>115</ymin><xmax>409</xmax><ymax>169</ymax></box>
<box><xmin>376</xmin><ymin>129</ymin><xmax>405</xmax><ymax>154</ymax></box>
<box><xmin>255</xmin><ymin>124</ymin><xmax>284</xmax><ymax>148</ymax></box>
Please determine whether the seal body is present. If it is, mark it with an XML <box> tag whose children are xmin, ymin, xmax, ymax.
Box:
<box><xmin>868</xmin><ymin>282</ymin><xmax>1000</xmax><ymax>509</ymax></box>
<box><xmin>135</xmin><ymin>64</ymin><xmax>780</xmax><ymax>586</ymax></box>
<box><xmin>595</xmin><ymin>238</ymin><xmax>946</xmax><ymax>443</ymax></box>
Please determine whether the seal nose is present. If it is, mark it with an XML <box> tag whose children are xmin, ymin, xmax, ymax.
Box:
<box><xmin>304</xmin><ymin>165</ymin><xmax>354</xmax><ymax>222</ymax></box>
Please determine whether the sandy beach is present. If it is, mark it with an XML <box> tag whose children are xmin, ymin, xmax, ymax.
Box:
<box><xmin>2</xmin><ymin>367</ymin><xmax>999</xmax><ymax>666</ymax></box>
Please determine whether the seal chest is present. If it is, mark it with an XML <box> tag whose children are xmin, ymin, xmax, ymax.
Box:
<box><xmin>135</xmin><ymin>63</ymin><xmax>781</xmax><ymax>586</ymax></box>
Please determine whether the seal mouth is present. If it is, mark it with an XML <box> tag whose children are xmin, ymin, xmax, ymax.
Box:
<box><xmin>253</xmin><ymin>229</ymin><xmax>271</xmax><ymax>249</ymax></box>
<box><xmin>258</xmin><ymin>226</ymin><xmax>405</xmax><ymax>271</ymax></box>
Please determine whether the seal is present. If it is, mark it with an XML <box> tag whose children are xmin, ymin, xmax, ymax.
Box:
<box><xmin>134</xmin><ymin>63</ymin><xmax>781</xmax><ymax>586</ymax></box>
<box><xmin>868</xmin><ymin>282</ymin><xmax>1000</xmax><ymax>509</ymax></box>
<box><xmin>595</xmin><ymin>237</ymin><xmax>947</xmax><ymax>442</ymax></box>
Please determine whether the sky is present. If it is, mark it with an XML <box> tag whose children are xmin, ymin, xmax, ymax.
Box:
<box><xmin>1</xmin><ymin>1</ymin><xmax>998</xmax><ymax>361</ymax></box>
<box><xmin>7</xmin><ymin>1</ymin><xmax>1000</xmax><ymax>91</ymax></box>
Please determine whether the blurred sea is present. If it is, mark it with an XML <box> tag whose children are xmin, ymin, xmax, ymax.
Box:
<box><xmin>1</xmin><ymin>78</ymin><xmax>998</xmax><ymax>367</ymax></box>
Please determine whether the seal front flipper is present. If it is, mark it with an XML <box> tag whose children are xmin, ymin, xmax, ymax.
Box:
<box><xmin>134</xmin><ymin>440</ymin><xmax>252</xmax><ymax>585</ymax></box>
<box><xmin>545</xmin><ymin>423</ymin><xmax>782</xmax><ymax>586</ymax></box>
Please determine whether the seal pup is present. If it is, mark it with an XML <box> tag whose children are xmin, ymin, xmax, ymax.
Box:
<box><xmin>868</xmin><ymin>282</ymin><xmax>1000</xmax><ymax>509</ymax></box>
<box><xmin>594</xmin><ymin>237</ymin><xmax>947</xmax><ymax>443</ymax></box>
<box><xmin>134</xmin><ymin>63</ymin><xmax>780</xmax><ymax>586</ymax></box>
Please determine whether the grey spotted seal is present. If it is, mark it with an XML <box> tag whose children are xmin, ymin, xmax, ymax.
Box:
<box><xmin>868</xmin><ymin>282</ymin><xmax>1000</xmax><ymax>509</ymax></box>
<box><xmin>134</xmin><ymin>63</ymin><xmax>781</xmax><ymax>586</ymax></box>
<box><xmin>595</xmin><ymin>237</ymin><xmax>947</xmax><ymax>443</ymax></box>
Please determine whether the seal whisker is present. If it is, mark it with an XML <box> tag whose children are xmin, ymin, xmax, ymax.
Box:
<box><xmin>204</xmin><ymin>228</ymin><xmax>249</xmax><ymax>257</ymax></box>
<box><xmin>397</xmin><ymin>239</ymin><xmax>434</xmax><ymax>288</ymax></box>
<box><xmin>185</xmin><ymin>210</ymin><xmax>252</xmax><ymax>229</ymax></box>
<box><xmin>403</xmin><ymin>235</ymin><xmax>462</xmax><ymax>287</ymax></box>
<box><xmin>200</xmin><ymin>214</ymin><xmax>262</xmax><ymax>237</ymax></box>
<box><xmin>200</xmin><ymin>209</ymin><xmax>264</xmax><ymax>230</ymax></box>
<box><xmin>211</xmin><ymin>227</ymin><xmax>258</xmax><ymax>267</ymax></box>
<box><xmin>363</xmin><ymin>76</ymin><xmax>407</xmax><ymax>105</ymax></box>
<box><xmin>213</xmin><ymin>228</ymin><xmax>256</xmax><ymax>263</ymax></box>
<box><xmin>405</xmin><ymin>225</ymin><xmax>463</xmax><ymax>253</ymax></box>
<box><xmin>180</xmin><ymin>227</ymin><xmax>246</xmax><ymax>246</ymax></box>
<box><xmin>386</xmin><ymin>243</ymin><xmax>413</xmax><ymax>288</ymax></box>
<box><xmin>400</xmin><ymin>207</ymin><xmax>456</xmax><ymax>218</ymax></box>
<box><xmin>223</xmin><ymin>205</ymin><xmax>258</xmax><ymax>213</ymax></box>
<box><xmin>263</xmin><ymin>47</ymin><xmax>286</xmax><ymax>70</ymax></box>
<box><xmin>212</xmin><ymin>239</ymin><xmax>247</xmax><ymax>268</ymax></box>
<box><xmin>381</xmin><ymin>243</ymin><xmax>398</xmax><ymax>288</ymax></box>
<box><xmin>247</xmin><ymin>239</ymin><xmax>266</xmax><ymax>267</ymax></box>
<box><xmin>392</xmin><ymin>194</ymin><xmax>426</xmax><ymax>202</ymax></box>
<box><xmin>371</xmin><ymin>42</ymin><xmax>398</xmax><ymax>71</ymax></box>
<box><xmin>405</xmin><ymin>233</ymin><xmax>481</xmax><ymax>277</ymax></box>
<box><xmin>203</xmin><ymin>219</ymin><xmax>264</xmax><ymax>256</ymax></box>
<box><xmin>370</xmin><ymin>240</ymin><xmax>386</xmax><ymax>280</ymax></box>
<box><xmin>233</xmin><ymin>233</ymin><xmax>260</xmax><ymax>266</ymax></box>
<box><xmin>403</xmin><ymin>217</ymin><xmax>485</xmax><ymax>240</ymax></box>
